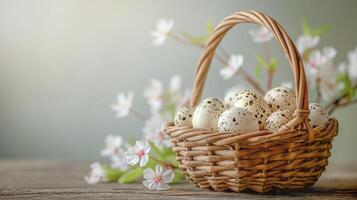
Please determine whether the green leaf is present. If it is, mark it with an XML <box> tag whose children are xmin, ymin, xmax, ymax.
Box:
<box><xmin>164</xmin><ymin>154</ymin><xmax>179</xmax><ymax>167</ymax></box>
<box><xmin>118</xmin><ymin>167</ymin><xmax>143</xmax><ymax>184</ymax></box>
<box><xmin>102</xmin><ymin>165</ymin><xmax>125</xmax><ymax>182</ymax></box>
<box><xmin>302</xmin><ymin>18</ymin><xmax>313</xmax><ymax>36</ymax></box>
<box><xmin>301</xmin><ymin>17</ymin><xmax>331</xmax><ymax>37</ymax></box>
<box><xmin>205</xmin><ymin>20</ymin><xmax>214</xmax><ymax>34</ymax></box>
<box><xmin>160</xmin><ymin>147</ymin><xmax>175</xmax><ymax>157</ymax></box>
<box><xmin>269</xmin><ymin>57</ymin><xmax>279</xmax><ymax>72</ymax></box>
<box><xmin>145</xmin><ymin>159</ymin><xmax>156</xmax><ymax>169</ymax></box>
<box><xmin>254</xmin><ymin>65</ymin><xmax>262</xmax><ymax>80</ymax></box>
<box><xmin>312</xmin><ymin>24</ymin><xmax>332</xmax><ymax>36</ymax></box>
<box><xmin>255</xmin><ymin>53</ymin><xmax>269</xmax><ymax>70</ymax></box>
<box><xmin>337</xmin><ymin>73</ymin><xmax>356</xmax><ymax>99</ymax></box>
<box><xmin>148</xmin><ymin>141</ymin><xmax>164</xmax><ymax>159</ymax></box>
<box><xmin>172</xmin><ymin>169</ymin><xmax>185</xmax><ymax>184</ymax></box>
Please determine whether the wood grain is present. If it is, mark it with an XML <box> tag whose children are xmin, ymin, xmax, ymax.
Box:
<box><xmin>0</xmin><ymin>160</ymin><xmax>356</xmax><ymax>199</ymax></box>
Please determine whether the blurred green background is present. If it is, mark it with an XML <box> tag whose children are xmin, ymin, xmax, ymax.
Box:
<box><xmin>0</xmin><ymin>0</ymin><xmax>356</xmax><ymax>163</ymax></box>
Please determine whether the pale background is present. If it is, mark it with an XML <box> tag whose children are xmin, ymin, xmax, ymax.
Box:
<box><xmin>0</xmin><ymin>0</ymin><xmax>356</xmax><ymax>163</ymax></box>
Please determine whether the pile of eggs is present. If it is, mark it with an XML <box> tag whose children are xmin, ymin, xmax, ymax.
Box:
<box><xmin>174</xmin><ymin>87</ymin><xmax>330</xmax><ymax>133</ymax></box>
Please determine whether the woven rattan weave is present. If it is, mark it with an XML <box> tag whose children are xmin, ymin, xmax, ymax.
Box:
<box><xmin>165</xmin><ymin>11</ymin><xmax>339</xmax><ymax>193</ymax></box>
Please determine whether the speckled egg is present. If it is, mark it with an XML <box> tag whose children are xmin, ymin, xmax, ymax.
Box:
<box><xmin>174</xmin><ymin>107</ymin><xmax>195</xmax><ymax>127</ymax></box>
<box><xmin>192</xmin><ymin>97</ymin><xmax>225</xmax><ymax>131</ymax></box>
<box><xmin>218</xmin><ymin>107</ymin><xmax>259</xmax><ymax>133</ymax></box>
<box><xmin>309</xmin><ymin>103</ymin><xmax>330</xmax><ymax>129</ymax></box>
<box><xmin>265</xmin><ymin>110</ymin><xmax>293</xmax><ymax>132</ymax></box>
<box><xmin>264</xmin><ymin>86</ymin><xmax>296</xmax><ymax>112</ymax></box>
<box><xmin>223</xmin><ymin>86</ymin><xmax>244</xmax><ymax>108</ymax></box>
<box><xmin>233</xmin><ymin>90</ymin><xmax>271</xmax><ymax>129</ymax></box>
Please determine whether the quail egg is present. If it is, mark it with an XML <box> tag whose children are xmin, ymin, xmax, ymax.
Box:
<box><xmin>174</xmin><ymin>106</ymin><xmax>195</xmax><ymax>127</ymax></box>
<box><xmin>234</xmin><ymin>90</ymin><xmax>271</xmax><ymax>129</ymax></box>
<box><xmin>218</xmin><ymin>107</ymin><xmax>259</xmax><ymax>133</ymax></box>
<box><xmin>309</xmin><ymin>103</ymin><xmax>330</xmax><ymax>129</ymax></box>
<box><xmin>223</xmin><ymin>86</ymin><xmax>244</xmax><ymax>108</ymax></box>
<box><xmin>265</xmin><ymin>109</ymin><xmax>293</xmax><ymax>132</ymax></box>
<box><xmin>192</xmin><ymin>97</ymin><xmax>225</xmax><ymax>130</ymax></box>
<box><xmin>264</xmin><ymin>86</ymin><xmax>296</xmax><ymax>112</ymax></box>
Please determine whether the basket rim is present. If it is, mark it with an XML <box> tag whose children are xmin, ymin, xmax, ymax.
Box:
<box><xmin>166</xmin><ymin>118</ymin><xmax>338</xmax><ymax>145</ymax></box>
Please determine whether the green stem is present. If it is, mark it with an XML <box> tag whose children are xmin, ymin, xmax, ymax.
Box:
<box><xmin>149</xmin><ymin>155</ymin><xmax>177</xmax><ymax>169</ymax></box>
<box><xmin>263</xmin><ymin>42</ymin><xmax>273</xmax><ymax>90</ymax></box>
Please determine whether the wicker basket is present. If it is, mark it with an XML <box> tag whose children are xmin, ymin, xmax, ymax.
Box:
<box><xmin>165</xmin><ymin>11</ymin><xmax>339</xmax><ymax>193</ymax></box>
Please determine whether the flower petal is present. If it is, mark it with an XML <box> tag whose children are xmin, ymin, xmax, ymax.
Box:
<box><xmin>162</xmin><ymin>169</ymin><xmax>174</xmax><ymax>183</ymax></box>
<box><xmin>155</xmin><ymin>165</ymin><xmax>163</xmax><ymax>176</ymax></box>
<box><xmin>143</xmin><ymin>179</ymin><xmax>158</xmax><ymax>190</ymax></box>
<box><xmin>156</xmin><ymin>182</ymin><xmax>170</xmax><ymax>190</ymax></box>
<box><xmin>144</xmin><ymin>142</ymin><xmax>151</xmax><ymax>154</ymax></box>
<box><xmin>139</xmin><ymin>155</ymin><xmax>149</xmax><ymax>167</ymax></box>
<box><xmin>143</xmin><ymin>179</ymin><xmax>152</xmax><ymax>188</ymax></box>
<box><xmin>135</xmin><ymin>141</ymin><xmax>145</xmax><ymax>150</ymax></box>
<box><xmin>236</xmin><ymin>54</ymin><xmax>244</xmax><ymax>67</ymax></box>
<box><xmin>143</xmin><ymin>168</ymin><xmax>155</xmax><ymax>180</ymax></box>
<box><xmin>220</xmin><ymin>68</ymin><xmax>234</xmax><ymax>80</ymax></box>
<box><xmin>127</xmin><ymin>155</ymin><xmax>139</xmax><ymax>165</ymax></box>
<box><xmin>152</xmin><ymin>35</ymin><xmax>166</xmax><ymax>46</ymax></box>
<box><xmin>169</xmin><ymin>75</ymin><xmax>181</xmax><ymax>93</ymax></box>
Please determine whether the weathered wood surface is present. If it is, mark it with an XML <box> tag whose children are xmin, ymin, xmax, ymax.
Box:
<box><xmin>0</xmin><ymin>160</ymin><xmax>356</xmax><ymax>200</ymax></box>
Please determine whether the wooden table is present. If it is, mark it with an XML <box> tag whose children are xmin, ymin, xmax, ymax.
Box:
<box><xmin>0</xmin><ymin>160</ymin><xmax>356</xmax><ymax>199</ymax></box>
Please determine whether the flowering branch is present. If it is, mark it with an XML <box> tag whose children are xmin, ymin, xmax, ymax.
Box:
<box><xmin>159</xmin><ymin>22</ymin><xmax>265</xmax><ymax>94</ymax></box>
<box><xmin>326</xmin><ymin>84</ymin><xmax>357</xmax><ymax>114</ymax></box>
<box><xmin>85</xmin><ymin>17</ymin><xmax>357</xmax><ymax>192</ymax></box>
<box><xmin>328</xmin><ymin>98</ymin><xmax>357</xmax><ymax>114</ymax></box>
<box><xmin>217</xmin><ymin>46</ymin><xmax>265</xmax><ymax>94</ymax></box>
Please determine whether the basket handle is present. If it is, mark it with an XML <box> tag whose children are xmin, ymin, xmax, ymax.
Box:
<box><xmin>190</xmin><ymin>11</ymin><xmax>313</xmax><ymax>140</ymax></box>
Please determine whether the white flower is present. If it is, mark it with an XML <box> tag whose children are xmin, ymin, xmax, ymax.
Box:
<box><xmin>249</xmin><ymin>26</ymin><xmax>273</xmax><ymax>43</ymax></box>
<box><xmin>169</xmin><ymin>74</ymin><xmax>182</xmax><ymax>94</ymax></box>
<box><xmin>100</xmin><ymin>135</ymin><xmax>129</xmax><ymax>170</ymax></box>
<box><xmin>111</xmin><ymin>92</ymin><xmax>134</xmax><ymax>118</ymax></box>
<box><xmin>220</xmin><ymin>54</ymin><xmax>244</xmax><ymax>79</ymax></box>
<box><xmin>305</xmin><ymin>47</ymin><xmax>339</xmax><ymax>100</ymax></box>
<box><xmin>126</xmin><ymin>141</ymin><xmax>150</xmax><ymax>167</ymax></box>
<box><xmin>101</xmin><ymin>135</ymin><xmax>123</xmax><ymax>157</ymax></box>
<box><xmin>143</xmin><ymin>165</ymin><xmax>174</xmax><ymax>190</ymax></box>
<box><xmin>320</xmin><ymin>80</ymin><xmax>340</xmax><ymax>100</ymax></box>
<box><xmin>347</xmin><ymin>47</ymin><xmax>357</xmax><ymax>79</ymax></box>
<box><xmin>144</xmin><ymin>79</ymin><xmax>163</xmax><ymax>113</ymax></box>
<box><xmin>151</xmin><ymin>19</ymin><xmax>174</xmax><ymax>46</ymax></box>
<box><xmin>110</xmin><ymin>153</ymin><xmax>129</xmax><ymax>170</ymax></box>
<box><xmin>306</xmin><ymin>47</ymin><xmax>337</xmax><ymax>79</ymax></box>
<box><xmin>168</xmin><ymin>75</ymin><xmax>183</xmax><ymax>105</ymax></box>
<box><xmin>84</xmin><ymin>162</ymin><xmax>106</xmax><ymax>184</ymax></box>
<box><xmin>281</xmin><ymin>81</ymin><xmax>293</xmax><ymax>89</ymax></box>
<box><xmin>143</xmin><ymin>115</ymin><xmax>171</xmax><ymax>147</ymax></box>
<box><xmin>296</xmin><ymin>35</ymin><xmax>320</xmax><ymax>54</ymax></box>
